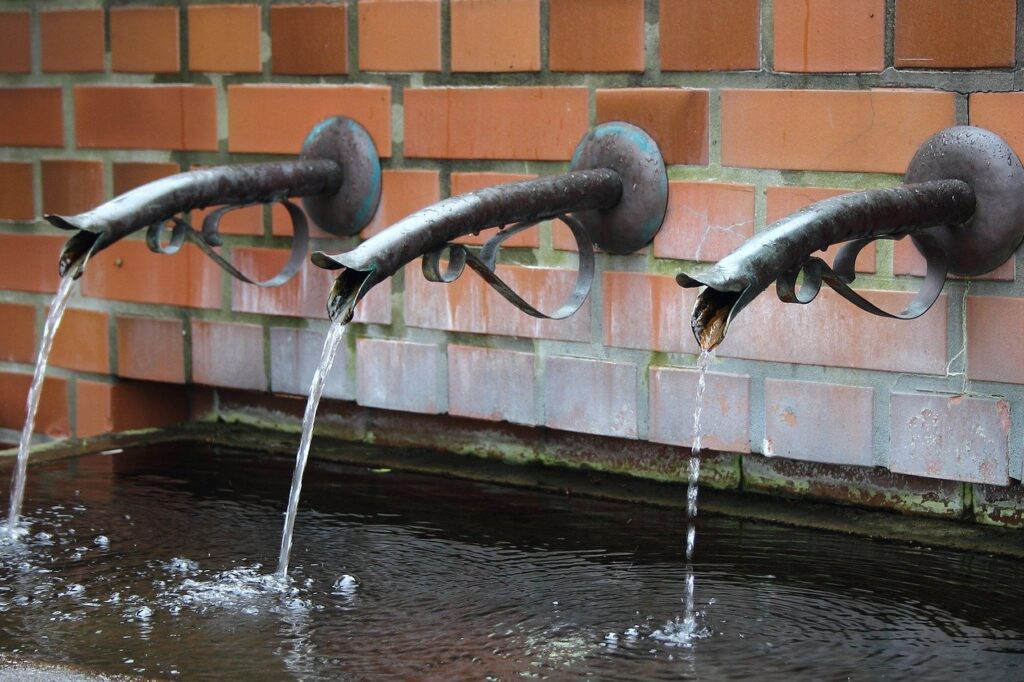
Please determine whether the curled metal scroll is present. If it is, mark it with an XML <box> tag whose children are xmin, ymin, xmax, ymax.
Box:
<box><xmin>776</xmin><ymin>232</ymin><xmax>948</xmax><ymax>320</ymax></box>
<box><xmin>145</xmin><ymin>199</ymin><xmax>309</xmax><ymax>287</ymax></box>
<box><xmin>421</xmin><ymin>213</ymin><xmax>595</xmax><ymax>320</ymax></box>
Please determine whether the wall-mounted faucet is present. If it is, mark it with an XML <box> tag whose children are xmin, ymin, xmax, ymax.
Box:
<box><xmin>48</xmin><ymin>116</ymin><xmax>382</xmax><ymax>286</ymax></box>
<box><xmin>678</xmin><ymin>126</ymin><xmax>1024</xmax><ymax>351</ymax></box>
<box><xmin>311</xmin><ymin>122</ymin><xmax>668</xmax><ymax>322</ymax></box>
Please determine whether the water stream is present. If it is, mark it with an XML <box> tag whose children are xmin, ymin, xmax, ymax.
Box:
<box><xmin>276</xmin><ymin>319</ymin><xmax>349</xmax><ymax>577</ymax></box>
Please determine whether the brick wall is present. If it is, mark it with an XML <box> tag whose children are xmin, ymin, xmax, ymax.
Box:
<box><xmin>1</xmin><ymin>0</ymin><xmax>1023</xmax><ymax>522</ymax></box>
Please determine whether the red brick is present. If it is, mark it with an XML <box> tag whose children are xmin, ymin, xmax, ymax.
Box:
<box><xmin>358</xmin><ymin>0</ymin><xmax>441</xmax><ymax>72</ymax></box>
<box><xmin>890</xmin><ymin>393</ymin><xmax>1009</xmax><ymax>485</ymax></box>
<box><xmin>75</xmin><ymin>86</ymin><xmax>218</xmax><ymax>151</ymax></box>
<box><xmin>966</xmin><ymin>296</ymin><xmax>1024</xmax><ymax>384</ymax></box>
<box><xmin>362</xmin><ymin>169</ymin><xmax>440</xmax><ymax>238</ymax></box>
<box><xmin>116</xmin><ymin>316</ymin><xmax>186</xmax><ymax>384</ymax></box>
<box><xmin>404</xmin><ymin>87</ymin><xmax>588</xmax><ymax>160</ymax></box>
<box><xmin>112</xmin><ymin>162</ymin><xmax>181</xmax><ymax>196</ymax></box>
<box><xmin>191</xmin><ymin>320</ymin><xmax>266</xmax><ymax>391</ymax></box>
<box><xmin>188</xmin><ymin>4</ymin><xmax>262</xmax><ymax>73</ymax></box>
<box><xmin>893</xmin><ymin>236</ymin><xmax>1014</xmax><ymax>281</ymax></box>
<box><xmin>653</xmin><ymin>182</ymin><xmax>754</xmax><ymax>262</ymax></box>
<box><xmin>660</xmin><ymin>0</ymin><xmax>760</xmax><ymax>71</ymax></box>
<box><xmin>544</xmin><ymin>356</ymin><xmax>637</xmax><ymax>438</ymax></box>
<box><xmin>110</xmin><ymin>6</ymin><xmax>180</xmax><ymax>73</ymax></box>
<box><xmin>649</xmin><ymin>367</ymin><xmax>750</xmax><ymax>452</ymax></box>
<box><xmin>269</xmin><ymin>327</ymin><xmax>352</xmax><ymax>400</ymax></box>
<box><xmin>0</xmin><ymin>234</ymin><xmax>63</xmax><ymax>294</ymax></box>
<box><xmin>49</xmin><ymin>308</ymin><xmax>109</xmax><ymax>374</ymax></box>
<box><xmin>451</xmin><ymin>0</ymin><xmax>540</xmax><ymax>72</ymax></box>
<box><xmin>0</xmin><ymin>12</ymin><xmax>30</xmax><ymax>73</ymax></box>
<box><xmin>0</xmin><ymin>88</ymin><xmax>63</xmax><ymax>147</ymax></box>
<box><xmin>405</xmin><ymin>261</ymin><xmax>591</xmax><ymax>341</ymax></box>
<box><xmin>42</xmin><ymin>9</ymin><xmax>105</xmax><ymax>73</ymax></box>
<box><xmin>595</xmin><ymin>89</ymin><xmax>710</xmax><ymax>165</ymax></box>
<box><xmin>451</xmin><ymin>172</ymin><xmax>540</xmax><ymax>248</ymax></box>
<box><xmin>604</xmin><ymin>271</ymin><xmax>697</xmax><ymax>353</ymax></box>
<box><xmin>227</xmin><ymin>84</ymin><xmax>391</xmax><ymax>156</ymax></box>
<box><xmin>448</xmin><ymin>344</ymin><xmax>536</xmax><ymax>425</ymax></box>
<box><xmin>766</xmin><ymin>186</ymin><xmax>876</xmax><ymax>274</ymax></box>
<box><xmin>41</xmin><ymin>160</ymin><xmax>104</xmax><ymax>217</ymax></box>
<box><xmin>549</xmin><ymin>0</ymin><xmax>643</xmax><ymax>72</ymax></box>
<box><xmin>0</xmin><ymin>372</ymin><xmax>69</xmax><ymax>438</ymax></box>
<box><xmin>0</xmin><ymin>162</ymin><xmax>35</xmax><ymax>221</ymax></box>
<box><xmin>81</xmin><ymin>241</ymin><xmax>221</xmax><ymax>309</ymax></box>
<box><xmin>774</xmin><ymin>0</ymin><xmax>884</xmax><ymax>73</ymax></box>
<box><xmin>721</xmin><ymin>89</ymin><xmax>956</xmax><ymax>173</ymax></box>
<box><xmin>356</xmin><ymin>338</ymin><xmax>445</xmax><ymax>414</ymax></box>
<box><xmin>271</xmin><ymin>4</ymin><xmax>348</xmax><ymax>75</ymax></box>
<box><xmin>0</xmin><ymin>303</ymin><xmax>35</xmax><ymax>363</ymax></box>
<box><xmin>895</xmin><ymin>0</ymin><xmax>1015</xmax><ymax>69</ymax></box>
<box><xmin>970</xmin><ymin>93</ymin><xmax>1024</xmax><ymax>163</ymax></box>
<box><xmin>75</xmin><ymin>380</ymin><xmax>188</xmax><ymax>437</ymax></box>
<box><xmin>764</xmin><ymin>379</ymin><xmax>873</xmax><ymax>466</ymax></box>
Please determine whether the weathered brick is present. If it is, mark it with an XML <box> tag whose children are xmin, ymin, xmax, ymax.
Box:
<box><xmin>269</xmin><ymin>327</ymin><xmax>352</xmax><ymax>401</ymax></box>
<box><xmin>0</xmin><ymin>303</ymin><xmax>35</xmax><ymax>363</ymax></box>
<box><xmin>973</xmin><ymin>483</ymin><xmax>1024</xmax><ymax>528</ymax></box>
<box><xmin>660</xmin><ymin>0</ymin><xmax>760</xmax><ymax>71</ymax></box>
<box><xmin>231</xmin><ymin>247</ymin><xmax>336</xmax><ymax>319</ymax></box>
<box><xmin>271</xmin><ymin>4</ymin><xmax>347</xmax><ymax>75</ymax></box>
<box><xmin>774</xmin><ymin>0</ymin><xmax>884</xmax><ymax>72</ymax></box>
<box><xmin>0</xmin><ymin>234</ymin><xmax>63</xmax><ymax>294</ymax></box>
<box><xmin>191</xmin><ymin>320</ymin><xmax>267</xmax><ymax>391</ymax></box>
<box><xmin>110</xmin><ymin>6</ymin><xmax>180</xmax><ymax>73</ymax></box>
<box><xmin>603</xmin><ymin>271</ymin><xmax>697</xmax><ymax>353</ymax></box>
<box><xmin>41</xmin><ymin>9</ymin><xmax>104</xmax><ymax>73</ymax></box>
<box><xmin>356</xmin><ymin>338</ymin><xmax>446</xmax><ymax>414</ymax></box>
<box><xmin>113</xmin><ymin>162</ymin><xmax>181</xmax><ymax>195</ymax></box>
<box><xmin>404</xmin><ymin>87</ymin><xmax>588</xmax><ymax>160</ymax></box>
<box><xmin>450</xmin><ymin>172</ymin><xmax>540</xmax><ymax>247</ymax></box>
<box><xmin>116</xmin><ymin>316</ymin><xmax>186</xmax><ymax>384</ymax></box>
<box><xmin>595</xmin><ymin>89</ymin><xmax>710</xmax><ymax>166</ymax></box>
<box><xmin>81</xmin><ymin>241</ymin><xmax>221</xmax><ymax>309</ymax></box>
<box><xmin>405</xmin><ymin>261</ymin><xmax>591</xmax><ymax>342</ymax></box>
<box><xmin>766</xmin><ymin>186</ymin><xmax>875</xmax><ymax>273</ymax></box>
<box><xmin>764</xmin><ymin>379</ymin><xmax>874</xmax><ymax>466</ymax></box>
<box><xmin>549</xmin><ymin>0</ymin><xmax>643</xmax><ymax>72</ymax></box>
<box><xmin>967</xmin><ymin>296</ymin><xmax>1024</xmax><ymax>384</ymax></box>
<box><xmin>0</xmin><ymin>12</ymin><xmax>30</xmax><ymax>73</ymax></box>
<box><xmin>75</xmin><ymin>86</ymin><xmax>217</xmax><ymax>151</ymax></box>
<box><xmin>227</xmin><ymin>85</ymin><xmax>391</xmax><ymax>156</ymax></box>
<box><xmin>0</xmin><ymin>88</ymin><xmax>63</xmax><ymax>147</ymax></box>
<box><xmin>362</xmin><ymin>169</ymin><xmax>440</xmax><ymax>238</ymax></box>
<box><xmin>544</xmin><ymin>356</ymin><xmax>637</xmax><ymax>438</ymax></box>
<box><xmin>358</xmin><ymin>0</ymin><xmax>440</xmax><ymax>72</ymax></box>
<box><xmin>890</xmin><ymin>392</ymin><xmax>1010</xmax><ymax>485</ymax></box>
<box><xmin>188</xmin><ymin>4</ymin><xmax>262</xmax><ymax>73</ymax></box>
<box><xmin>75</xmin><ymin>380</ymin><xmax>188</xmax><ymax>438</ymax></box>
<box><xmin>893</xmin><ymin>236</ymin><xmax>1014</xmax><ymax>281</ymax></box>
<box><xmin>448</xmin><ymin>344</ymin><xmax>536</xmax><ymax>425</ymax></box>
<box><xmin>649</xmin><ymin>366</ymin><xmax>750</xmax><ymax>452</ymax></box>
<box><xmin>721</xmin><ymin>89</ymin><xmax>956</xmax><ymax>173</ymax></box>
<box><xmin>41</xmin><ymin>160</ymin><xmax>104</xmax><ymax>217</ymax></box>
<box><xmin>653</xmin><ymin>182</ymin><xmax>754</xmax><ymax>262</ymax></box>
<box><xmin>895</xmin><ymin>0</ymin><xmax>1015</xmax><ymax>69</ymax></box>
<box><xmin>0</xmin><ymin>162</ymin><xmax>35</xmax><ymax>221</ymax></box>
<box><xmin>451</xmin><ymin>0</ymin><xmax>540</xmax><ymax>72</ymax></box>
<box><xmin>0</xmin><ymin>372</ymin><xmax>69</xmax><ymax>438</ymax></box>
<box><xmin>50</xmin><ymin>308</ymin><xmax>109</xmax><ymax>374</ymax></box>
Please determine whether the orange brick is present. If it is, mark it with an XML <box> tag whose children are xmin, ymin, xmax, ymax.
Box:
<box><xmin>0</xmin><ymin>162</ymin><xmax>35</xmax><ymax>221</ymax></box>
<box><xmin>653</xmin><ymin>182</ymin><xmax>754</xmax><ymax>262</ymax></box>
<box><xmin>892</xmin><ymin>236</ymin><xmax>1014</xmax><ymax>281</ymax></box>
<box><xmin>595</xmin><ymin>88</ymin><xmax>710</xmax><ymax>165</ymax></box>
<box><xmin>0</xmin><ymin>302</ymin><xmax>36</xmax><ymax>363</ymax></box>
<box><xmin>661</xmin><ymin>0</ymin><xmax>759</xmax><ymax>71</ymax></box>
<box><xmin>227</xmin><ymin>84</ymin><xmax>391</xmax><ymax>156</ymax></box>
<box><xmin>450</xmin><ymin>172</ymin><xmax>539</xmax><ymax>247</ymax></box>
<box><xmin>362</xmin><ymin>169</ymin><xmax>440</xmax><ymax>238</ymax></box>
<box><xmin>774</xmin><ymin>0</ymin><xmax>884</xmax><ymax>72</ymax></box>
<box><xmin>41</xmin><ymin>160</ymin><xmax>104</xmax><ymax>217</ymax></box>
<box><xmin>75</xmin><ymin>86</ymin><xmax>217</xmax><ymax>151</ymax></box>
<box><xmin>0</xmin><ymin>88</ymin><xmax>63</xmax><ymax>147</ymax></box>
<box><xmin>0</xmin><ymin>234</ymin><xmax>64</xmax><ymax>294</ymax></box>
<box><xmin>404</xmin><ymin>87</ymin><xmax>587</xmax><ymax>160</ymax></box>
<box><xmin>967</xmin><ymin>296</ymin><xmax>1024</xmax><ymax>384</ymax></box>
<box><xmin>112</xmin><ymin>162</ymin><xmax>181</xmax><ymax>195</ymax></box>
<box><xmin>50</xmin><ymin>308</ymin><xmax>109</xmax><ymax>374</ymax></box>
<box><xmin>110</xmin><ymin>6</ymin><xmax>180</xmax><ymax>73</ymax></box>
<box><xmin>451</xmin><ymin>0</ymin><xmax>540</xmax><ymax>72</ymax></box>
<box><xmin>549</xmin><ymin>0</ymin><xmax>643</xmax><ymax>72</ymax></box>
<box><xmin>604</xmin><ymin>271</ymin><xmax>696</xmax><ymax>353</ymax></box>
<box><xmin>271</xmin><ymin>4</ymin><xmax>347</xmax><ymax>75</ymax></box>
<box><xmin>75</xmin><ymin>380</ymin><xmax>188</xmax><ymax>438</ymax></box>
<box><xmin>0</xmin><ymin>372</ymin><xmax>69</xmax><ymax>438</ymax></box>
<box><xmin>230</xmin><ymin>247</ymin><xmax>335</xmax><ymax>318</ymax></box>
<box><xmin>358</xmin><ymin>0</ymin><xmax>440</xmax><ymax>72</ymax></box>
<box><xmin>970</xmin><ymin>93</ymin><xmax>1024</xmax><ymax>163</ymax></box>
<box><xmin>0</xmin><ymin>12</ymin><xmax>30</xmax><ymax>73</ymax></box>
<box><xmin>42</xmin><ymin>9</ymin><xmax>105</xmax><ymax>73</ymax></box>
<box><xmin>895</xmin><ymin>0</ymin><xmax>1015</xmax><ymax>69</ymax></box>
<box><xmin>188</xmin><ymin>4</ymin><xmax>262</xmax><ymax>73</ymax></box>
<box><xmin>117</xmin><ymin>316</ymin><xmax>186</xmax><ymax>384</ymax></box>
<box><xmin>721</xmin><ymin>89</ymin><xmax>956</xmax><ymax>173</ymax></box>
<box><xmin>81</xmin><ymin>240</ymin><xmax>221</xmax><ymax>309</ymax></box>
<box><xmin>766</xmin><ymin>186</ymin><xmax>876</xmax><ymax>273</ymax></box>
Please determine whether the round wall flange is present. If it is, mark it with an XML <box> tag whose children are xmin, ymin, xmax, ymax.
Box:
<box><xmin>299</xmin><ymin>116</ymin><xmax>382</xmax><ymax>237</ymax></box>
<box><xmin>568</xmin><ymin>122</ymin><xmax>668</xmax><ymax>254</ymax></box>
<box><xmin>905</xmin><ymin>126</ymin><xmax>1024</xmax><ymax>277</ymax></box>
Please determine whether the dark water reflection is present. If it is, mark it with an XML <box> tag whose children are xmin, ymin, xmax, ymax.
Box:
<box><xmin>0</xmin><ymin>445</ymin><xmax>1022</xmax><ymax>680</ymax></box>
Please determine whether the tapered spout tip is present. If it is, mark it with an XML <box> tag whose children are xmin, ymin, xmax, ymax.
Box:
<box><xmin>690</xmin><ymin>287</ymin><xmax>741</xmax><ymax>352</ymax></box>
<box><xmin>50</xmin><ymin>216</ymin><xmax>102</xmax><ymax>279</ymax></box>
<box><xmin>325</xmin><ymin>268</ymin><xmax>375</xmax><ymax>323</ymax></box>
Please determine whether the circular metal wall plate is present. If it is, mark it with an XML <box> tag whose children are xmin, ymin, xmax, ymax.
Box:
<box><xmin>299</xmin><ymin>117</ymin><xmax>382</xmax><ymax>237</ymax></box>
<box><xmin>568</xmin><ymin>122</ymin><xmax>668</xmax><ymax>254</ymax></box>
<box><xmin>905</xmin><ymin>126</ymin><xmax>1024</xmax><ymax>277</ymax></box>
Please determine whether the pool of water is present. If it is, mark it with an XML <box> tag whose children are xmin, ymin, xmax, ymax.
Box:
<box><xmin>1</xmin><ymin>444</ymin><xmax>1022</xmax><ymax>679</ymax></box>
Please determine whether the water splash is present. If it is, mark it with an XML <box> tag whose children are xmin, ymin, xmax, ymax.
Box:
<box><xmin>276</xmin><ymin>319</ymin><xmax>348</xmax><ymax>577</ymax></box>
